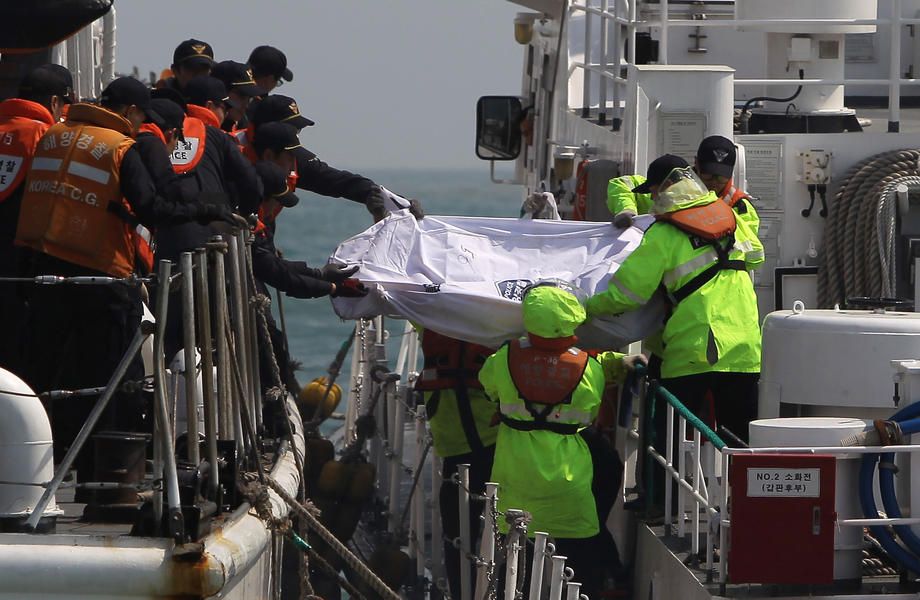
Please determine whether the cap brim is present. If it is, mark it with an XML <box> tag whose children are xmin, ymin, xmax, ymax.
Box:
<box><xmin>144</xmin><ymin>107</ymin><xmax>166</xmax><ymax>129</ymax></box>
<box><xmin>699</xmin><ymin>161</ymin><xmax>734</xmax><ymax>179</ymax></box>
<box><xmin>282</xmin><ymin>142</ymin><xmax>304</xmax><ymax>151</ymax></box>
<box><xmin>632</xmin><ymin>181</ymin><xmax>652</xmax><ymax>194</ymax></box>
<box><xmin>276</xmin><ymin>191</ymin><xmax>299</xmax><ymax>208</ymax></box>
<box><xmin>222</xmin><ymin>96</ymin><xmax>238</xmax><ymax>109</ymax></box>
<box><xmin>179</xmin><ymin>56</ymin><xmax>215</xmax><ymax>68</ymax></box>
<box><xmin>282</xmin><ymin>68</ymin><xmax>294</xmax><ymax>82</ymax></box>
<box><xmin>282</xmin><ymin>114</ymin><xmax>314</xmax><ymax>129</ymax></box>
<box><xmin>234</xmin><ymin>82</ymin><xmax>267</xmax><ymax>98</ymax></box>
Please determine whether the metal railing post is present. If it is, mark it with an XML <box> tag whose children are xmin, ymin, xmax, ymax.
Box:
<box><xmin>431</xmin><ymin>454</ymin><xmax>445</xmax><ymax>592</ymax></box>
<box><xmin>660</xmin><ymin>0</ymin><xmax>669</xmax><ymax>64</ymax></box>
<box><xmin>719</xmin><ymin>451</ymin><xmax>730</xmax><ymax>588</ymax></box>
<box><xmin>582</xmin><ymin>0</ymin><xmax>594</xmax><ymax>118</ymax></box>
<box><xmin>529</xmin><ymin>532</ymin><xmax>550</xmax><ymax>600</ymax></box>
<box><xmin>890</xmin><ymin>0</ymin><xmax>903</xmax><ymax>132</ymax></box>
<box><xmin>414</xmin><ymin>408</ymin><xmax>427</xmax><ymax>580</ymax></box>
<box><xmin>565</xmin><ymin>582</ymin><xmax>582</xmax><ymax>600</ymax></box>
<box><xmin>241</xmin><ymin>231</ymin><xmax>262</xmax><ymax>432</ymax></box>
<box><xmin>548</xmin><ymin>555</ymin><xmax>568</xmax><ymax>600</ymax></box>
<box><xmin>665</xmin><ymin>402</ymin><xmax>674</xmax><ymax>535</ymax></box>
<box><xmin>210</xmin><ymin>238</ymin><xmax>237</xmax><ymax>449</ymax></box>
<box><xmin>387</xmin><ymin>379</ymin><xmax>406</xmax><ymax>534</ymax></box>
<box><xmin>504</xmin><ymin>512</ymin><xmax>528</xmax><ymax>600</ymax></box>
<box><xmin>627</xmin><ymin>0</ymin><xmax>637</xmax><ymax>64</ymax></box>
<box><xmin>677</xmin><ymin>416</ymin><xmax>687</xmax><ymax>538</ymax></box>
<box><xmin>599</xmin><ymin>0</ymin><xmax>609</xmax><ymax>125</ymax></box>
<box><xmin>194</xmin><ymin>249</ymin><xmax>219</xmax><ymax>501</ymax></box>
<box><xmin>25</xmin><ymin>325</ymin><xmax>151</xmax><ymax>530</ymax></box>
<box><xmin>179</xmin><ymin>252</ymin><xmax>200</xmax><ymax>465</ymax></box>
<box><xmin>692</xmin><ymin>429</ymin><xmax>702</xmax><ymax>558</ymax></box>
<box><xmin>225</xmin><ymin>236</ymin><xmax>248</xmax><ymax>455</ymax></box>
<box><xmin>475</xmin><ymin>482</ymin><xmax>499</xmax><ymax>600</ymax></box>
<box><xmin>458</xmin><ymin>463</ymin><xmax>473</xmax><ymax>600</ymax></box>
<box><xmin>611</xmin><ymin>0</ymin><xmax>622</xmax><ymax>129</ymax></box>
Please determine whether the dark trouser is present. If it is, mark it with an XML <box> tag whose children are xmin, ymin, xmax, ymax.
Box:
<box><xmin>22</xmin><ymin>253</ymin><xmax>147</xmax><ymax>483</ymax></box>
<box><xmin>441</xmin><ymin>446</ymin><xmax>495</xmax><ymax>600</ymax></box>
<box><xmin>580</xmin><ymin>426</ymin><xmax>625</xmax><ymax>579</ymax></box>
<box><xmin>651</xmin><ymin>371</ymin><xmax>758</xmax><ymax>511</ymax></box>
<box><xmin>506</xmin><ymin>535</ymin><xmax>605</xmax><ymax>600</ymax></box>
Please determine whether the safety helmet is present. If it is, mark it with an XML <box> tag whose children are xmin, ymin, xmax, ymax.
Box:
<box><xmin>651</xmin><ymin>167</ymin><xmax>710</xmax><ymax>214</ymax></box>
<box><xmin>521</xmin><ymin>281</ymin><xmax>586</xmax><ymax>339</ymax></box>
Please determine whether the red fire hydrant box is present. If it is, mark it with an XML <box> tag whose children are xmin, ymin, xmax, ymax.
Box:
<box><xmin>729</xmin><ymin>453</ymin><xmax>836</xmax><ymax>584</ymax></box>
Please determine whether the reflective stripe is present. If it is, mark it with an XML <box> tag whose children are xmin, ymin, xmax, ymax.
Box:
<box><xmin>67</xmin><ymin>160</ymin><xmax>110</xmax><ymax>184</ymax></box>
<box><xmin>610</xmin><ymin>275</ymin><xmax>647</xmax><ymax>305</ymax></box>
<box><xmin>745</xmin><ymin>250</ymin><xmax>765</xmax><ymax>261</ymax></box>
<box><xmin>734</xmin><ymin>239</ymin><xmax>753</xmax><ymax>253</ymax></box>
<box><xmin>135</xmin><ymin>225</ymin><xmax>152</xmax><ymax>244</ymax></box>
<box><xmin>31</xmin><ymin>157</ymin><xmax>62</xmax><ymax>172</ymax></box>
<box><xmin>663</xmin><ymin>248</ymin><xmax>719</xmax><ymax>287</ymax></box>
<box><xmin>499</xmin><ymin>402</ymin><xmax>594</xmax><ymax>426</ymax></box>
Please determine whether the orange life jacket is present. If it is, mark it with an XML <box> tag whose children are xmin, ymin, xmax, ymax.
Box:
<box><xmin>415</xmin><ymin>330</ymin><xmax>492</xmax><ymax>392</ymax></box>
<box><xmin>507</xmin><ymin>338</ymin><xmax>589</xmax><ymax>407</ymax></box>
<box><xmin>170</xmin><ymin>116</ymin><xmax>206</xmax><ymax>174</ymax></box>
<box><xmin>15</xmin><ymin>103</ymin><xmax>137</xmax><ymax>277</ymax></box>
<box><xmin>134</xmin><ymin>224</ymin><xmax>154</xmax><ymax>274</ymax></box>
<box><xmin>720</xmin><ymin>180</ymin><xmax>750</xmax><ymax>209</ymax></box>
<box><xmin>186</xmin><ymin>104</ymin><xmax>220</xmax><ymax>129</ymax></box>
<box><xmin>0</xmin><ymin>99</ymin><xmax>55</xmax><ymax>203</ymax></box>
<box><xmin>235</xmin><ymin>125</ymin><xmax>257</xmax><ymax>163</ymax></box>
<box><xmin>655</xmin><ymin>199</ymin><xmax>737</xmax><ymax>242</ymax></box>
<box><xmin>138</xmin><ymin>122</ymin><xmax>166</xmax><ymax>144</ymax></box>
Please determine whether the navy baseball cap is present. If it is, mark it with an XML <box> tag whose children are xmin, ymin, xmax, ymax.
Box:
<box><xmin>100</xmin><ymin>77</ymin><xmax>164</xmax><ymax>126</ymax></box>
<box><xmin>19</xmin><ymin>64</ymin><xmax>74</xmax><ymax>102</ymax></box>
<box><xmin>173</xmin><ymin>39</ymin><xmax>215</xmax><ymax>69</ymax></box>
<box><xmin>185</xmin><ymin>76</ymin><xmax>234</xmax><ymax>109</ymax></box>
<box><xmin>254</xmin><ymin>122</ymin><xmax>303</xmax><ymax>156</ymax></box>
<box><xmin>251</xmin><ymin>94</ymin><xmax>314</xmax><ymax>129</ymax></box>
<box><xmin>211</xmin><ymin>60</ymin><xmax>266</xmax><ymax>98</ymax></box>
<box><xmin>255</xmin><ymin>160</ymin><xmax>299</xmax><ymax>207</ymax></box>
<box><xmin>248</xmin><ymin>46</ymin><xmax>293</xmax><ymax>82</ymax></box>
<box><xmin>696</xmin><ymin>135</ymin><xmax>737</xmax><ymax>179</ymax></box>
<box><xmin>632</xmin><ymin>154</ymin><xmax>690</xmax><ymax>193</ymax></box>
<box><xmin>149</xmin><ymin>98</ymin><xmax>185</xmax><ymax>140</ymax></box>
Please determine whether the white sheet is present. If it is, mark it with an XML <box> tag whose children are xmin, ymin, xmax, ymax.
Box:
<box><xmin>329</xmin><ymin>211</ymin><xmax>666</xmax><ymax>350</ymax></box>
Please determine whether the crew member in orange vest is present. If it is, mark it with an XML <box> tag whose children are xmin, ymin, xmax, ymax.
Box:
<box><xmin>15</xmin><ymin>77</ymin><xmax>232</xmax><ymax>482</ymax></box>
<box><xmin>0</xmin><ymin>64</ymin><xmax>73</xmax><ymax>376</ymax></box>
<box><xmin>211</xmin><ymin>60</ymin><xmax>265</xmax><ymax>133</ymax></box>
<box><xmin>157</xmin><ymin>38</ymin><xmax>215</xmax><ymax>96</ymax></box>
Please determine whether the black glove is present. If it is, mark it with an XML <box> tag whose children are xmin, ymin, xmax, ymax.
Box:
<box><xmin>365</xmin><ymin>187</ymin><xmax>389</xmax><ymax>222</ymax></box>
<box><xmin>321</xmin><ymin>263</ymin><xmax>360</xmax><ymax>283</ymax></box>
<box><xmin>195</xmin><ymin>203</ymin><xmax>232</xmax><ymax>225</ymax></box>
<box><xmin>408</xmin><ymin>198</ymin><xmax>425</xmax><ymax>220</ymax></box>
<box><xmin>333</xmin><ymin>278</ymin><xmax>369</xmax><ymax>298</ymax></box>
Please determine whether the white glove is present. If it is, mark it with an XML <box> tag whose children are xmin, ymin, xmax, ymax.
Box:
<box><xmin>613</xmin><ymin>210</ymin><xmax>636</xmax><ymax>229</ymax></box>
<box><xmin>623</xmin><ymin>354</ymin><xmax>648</xmax><ymax>371</ymax></box>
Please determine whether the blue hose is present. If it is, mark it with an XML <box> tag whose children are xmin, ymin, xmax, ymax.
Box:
<box><xmin>858</xmin><ymin>452</ymin><xmax>920</xmax><ymax>574</ymax></box>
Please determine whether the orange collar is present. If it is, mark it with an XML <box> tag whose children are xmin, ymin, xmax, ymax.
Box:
<box><xmin>138</xmin><ymin>122</ymin><xmax>166</xmax><ymax>144</ymax></box>
<box><xmin>527</xmin><ymin>334</ymin><xmax>578</xmax><ymax>351</ymax></box>
<box><xmin>187</xmin><ymin>104</ymin><xmax>221</xmax><ymax>129</ymax></box>
<box><xmin>0</xmin><ymin>98</ymin><xmax>54</xmax><ymax>125</ymax></box>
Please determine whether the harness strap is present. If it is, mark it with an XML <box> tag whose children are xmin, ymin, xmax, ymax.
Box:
<box><xmin>669</xmin><ymin>235</ymin><xmax>745</xmax><ymax>305</ymax></box>
<box><xmin>499</xmin><ymin>414</ymin><xmax>581</xmax><ymax>435</ymax></box>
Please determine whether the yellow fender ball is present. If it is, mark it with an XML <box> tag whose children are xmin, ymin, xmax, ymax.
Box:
<box><xmin>298</xmin><ymin>377</ymin><xmax>342</xmax><ymax>421</ymax></box>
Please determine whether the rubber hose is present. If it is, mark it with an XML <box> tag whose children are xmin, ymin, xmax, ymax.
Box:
<box><xmin>877</xmin><ymin>452</ymin><xmax>920</xmax><ymax>559</ymax></box>
<box><xmin>858</xmin><ymin>453</ymin><xmax>920</xmax><ymax>574</ymax></box>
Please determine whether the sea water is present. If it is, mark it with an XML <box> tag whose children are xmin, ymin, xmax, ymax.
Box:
<box><xmin>272</xmin><ymin>168</ymin><xmax>522</xmax><ymax>403</ymax></box>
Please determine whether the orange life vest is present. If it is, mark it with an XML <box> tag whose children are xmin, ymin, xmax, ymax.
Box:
<box><xmin>507</xmin><ymin>338</ymin><xmax>589</xmax><ymax>407</ymax></box>
<box><xmin>0</xmin><ymin>99</ymin><xmax>55</xmax><ymax>203</ymax></box>
<box><xmin>170</xmin><ymin>116</ymin><xmax>206</xmax><ymax>174</ymax></box>
<box><xmin>134</xmin><ymin>224</ymin><xmax>154</xmax><ymax>274</ymax></box>
<box><xmin>655</xmin><ymin>199</ymin><xmax>737</xmax><ymax>242</ymax></box>
<box><xmin>415</xmin><ymin>330</ymin><xmax>492</xmax><ymax>392</ymax></box>
<box><xmin>15</xmin><ymin>103</ymin><xmax>137</xmax><ymax>277</ymax></box>
<box><xmin>720</xmin><ymin>180</ymin><xmax>750</xmax><ymax>209</ymax></box>
<box><xmin>186</xmin><ymin>104</ymin><xmax>220</xmax><ymax>129</ymax></box>
<box><xmin>235</xmin><ymin>125</ymin><xmax>258</xmax><ymax>163</ymax></box>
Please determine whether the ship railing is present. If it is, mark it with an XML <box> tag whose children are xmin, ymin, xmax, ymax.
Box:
<box><xmin>13</xmin><ymin>226</ymin><xmax>281</xmax><ymax>541</ymax></box>
<box><xmin>567</xmin><ymin>0</ymin><xmax>916</xmax><ymax>132</ymax></box>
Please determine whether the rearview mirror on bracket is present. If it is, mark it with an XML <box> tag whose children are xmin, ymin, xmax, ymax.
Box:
<box><xmin>475</xmin><ymin>96</ymin><xmax>523</xmax><ymax>161</ymax></box>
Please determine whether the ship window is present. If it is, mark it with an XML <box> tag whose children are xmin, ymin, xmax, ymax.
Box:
<box><xmin>818</xmin><ymin>40</ymin><xmax>840</xmax><ymax>60</ymax></box>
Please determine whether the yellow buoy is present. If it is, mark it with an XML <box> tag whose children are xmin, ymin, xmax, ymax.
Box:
<box><xmin>298</xmin><ymin>377</ymin><xmax>342</xmax><ymax>421</ymax></box>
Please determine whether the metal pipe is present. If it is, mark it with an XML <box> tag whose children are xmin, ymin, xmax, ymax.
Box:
<box><xmin>719</xmin><ymin>451</ymin><xmax>729</xmax><ymax>585</ymax></box>
<box><xmin>665</xmin><ymin>402</ymin><xmax>674</xmax><ymax>534</ymax></box>
<box><xmin>180</xmin><ymin>253</ymin><xmax>200</xmax><ymax>465</ymax></box>
<box><xmin>152</xmin><ymin>260</ymin><xmax>184</xmax><ymax>540</ymax></box>
<box><xmin>724</xmin><ymin>444</ymin><xmax>920</xmax><ymax>455</ymax></box>
<box><xmin>414</xmin><ymin>409</ymin><xmax>426</xmax><ymax>579</ymax></box>
<box><xmin>242</xmin><ymin>233</ymin><xmax>262</xmax><ymax>432</ymax></box>
<box><xmin>660</xmin><ymin>0</ymin><xmax>669</xmax><ymax>65</ymax></box>
<box><xmin>529</xmin><ymin>532</ymin><xmax>549</xmax><ymax>600</ymax></box>
<box><xmin>101</xmin><ymin>7</ymin><xmax>116</xmax><ymax>86</ymax></box>
<box><xmin>627</xmin><ymin>0</ymin><xmax>636</xmax><ymax>65</ymax></box>
<box><xmin>598</xmin><ymin>0</ymin><xmax>609</xmax><ymax>125</ymax></box>
<box><xmin>647</xmin><ymin>447</ymin><xmax>719</xmax><ymax>515</ymax></box>
<box><xmin>431</xmin><ymin>454</ymin><xmax>445</xmax><ymax>592</ymax></box>
<box><xmin>226</xmin><ymin>236</ymin><xmax>251</xmax><ymax>453</ymax></box>
<box><xmin>692</xmin><ymin>429</ymin><xmax>701</xmax><ymax>558</ymax></box>
<box><xmin>565</xmin><ymin>582</ymin><xmax>582</xmax><ymax>600</ymax></box>
<box><xmin>210</xmin><ymin>239</ymin><xmax>235</xmax><ymax>446</ymax></box>
<box><xmin>387</xmin><ymin>380</ymin><xmax>406</xmax><ymax>534</ymax></box>
<box><xmin>890</xmin><ymin>0</ymin><xmax>903</xmax><ymax>132</ymax></box>
<box><xmin>548</xmin><ymin>555</ymin><xmax>568</xmax><ymax>600</ymax></box>
<box><xmin>458</xmin><ymin>463</ymin><xmax>473</xmax><ymax>600</ymax></box>
<box><xmin>234</xmin><ymin>230</ymin><xmax>257</xmax><ymax>434</ymax></box>
<box><xmin>582</xmin><ymin>0</ymin><xmax>593</xmax><ymax>118</ymax></box>
<box><xmin>25</xmin><ymin>326</ymin><xmax>150</xmax><ymax>530</ymax></box>
<box><xmin>475</xmin><ymin>482</ymin><xmax>499</xmax><ymax>600</ymax></box>
<box><xmin>610</xmin><ymin>0</ymin><xmax>621</xmax><ymax>129</ymax></box>
<box><xmin>504</xmin><ymin>516</ymin><xmax>527</xmax><ymax>600</ymax></box>
<box><xmin>736</xmin><ymin>77</ymin><xmax>920</xmax><ymax>86</ymax></box>
<box><xmin>194</xmin><ymin>249</ymin><xmax>219</xmax><ymax>500</ymax></box>
<box><xmin>677</xmin><ymin>417</ymin><xmax>687</xmax><ymax>537</ymax></box>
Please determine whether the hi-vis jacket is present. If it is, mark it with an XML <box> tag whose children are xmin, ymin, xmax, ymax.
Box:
<box><xmin>15</xmin><ymin>103</ymin><xmax>138</xmax><ymax>277</ymax></box>
<box><xmin>415</xmin><ymin>329</ymin><xmax>497</xmax><ymax>458</ymax></box>
<box><xmin>480</xmin><ymin>338</ymin><xmax>607</xmax><ymax>539</ymax></box>
<box><xmin>587</xmin><ymin>190</ymin><xmax>762</xmax><ymax>379</ymax></box>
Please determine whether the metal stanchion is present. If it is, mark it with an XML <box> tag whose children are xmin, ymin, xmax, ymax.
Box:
<box><xmin>548</xmin><ymin>555</ymin><xmax>568</xmax><ymax>600</ymax></box>
<box><xmin>211</xmin><ymin>237</ymin><xmax>239</xmax><ymax>453</ymax></box>
<box><xmin>194</xmin><ymin>249</ymin><xmax>219</xmax><ymax>501</ymax></box>
<box><xmin>227</xmin><ymin>235</ymin><xmax>253</xmax><ymax>443</ymax></box>
<box><xmin>179</xmin><ymin>252</ymin><xmax>200</xmax><ymax>465</ymax></box>
<box><xmin>529</xmin><ymin>532</ymin><xmax>550</xmax><ymax>600</ymax></box>
<box><xmin>475</xmin><ymin>482</ymin><xmax>499</xmax><ymax>600</ymax></box>
<box><xmin>431</xmin><ymin>453</ymin><xmax>445</xmax><ymax>590</ymax></box>
<box><xmin>458</xmin><ymin>463</ymin><xmax>473</xmax><ymax>600</ymax></box>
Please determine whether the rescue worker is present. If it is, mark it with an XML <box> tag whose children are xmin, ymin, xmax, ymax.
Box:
<box><xmin>586</xmin><ymin>156</ymin><xmax>762</xmax><ymax>445</ymax></box>
<box><xmin>155</xmin><ymin>75</ymin><xmax>263</xmax><ymax>264</ymax></box>
<box><xmin>480</xmin><ymin>281</ymin><xmax>643</xmax><ymax>599</ymax></box>
<box><xmin>414</xmin><ymin>328</ymin><xmax>497</xmax><ymax>600</ymax></box>
<box><xmin>0</xmin><ymin>64</ymin><xmax>73</xmax><ymax>375</ymax></box>
<box><xmin>251</xmin><ymin>158</ymin><xmax>366</xmax><ymax>395</ymax></box>
<box><xmin>247</xmin><ymin>45</ymin><xmax>293</xmax><ymax>94</ymax></box>
<box><xmin>15</xmin><ymin>76</ymin><xmax>232</xmax><ymax>483</ymax></box>
<box><xmin>694</xmin><ymin>135</ymin><xmax>761</xmax><ymax>236</ymax></box>
<box><xmin>158</xmin><ymin>39</ymin><xmax>215</xmax><ymax>96</ymax></box>
<box><xmin>236</xmin><ymin>94</ymin><xmax>420</xmax><ymax>222</ymax></box>
<box><xmin>210</xmin><ymin>60</ymin><xmax>265</xmax><ymax>133</ymax></box>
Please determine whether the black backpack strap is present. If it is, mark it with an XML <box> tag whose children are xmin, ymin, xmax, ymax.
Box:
<box><xmin>669</xmin><ymin>236</ymin><xmax>745</xmax><ymax>305</ymax></box>
<box><xmin>499</xmin><ymin>414</ymin><xmax>580</xmax><ymax>435</ymax></box>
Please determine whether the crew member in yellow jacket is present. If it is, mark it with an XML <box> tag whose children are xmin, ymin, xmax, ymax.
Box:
<box><xmin>479</xmin><ymin>282</ymin><xmax>643</xmax><ymax>597</ymax></box>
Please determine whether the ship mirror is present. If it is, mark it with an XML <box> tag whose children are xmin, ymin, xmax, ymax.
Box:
<box><xmin>476</xmin><ymin>96</ymin><xmax>523</xmax><ymax>161</ymax></box>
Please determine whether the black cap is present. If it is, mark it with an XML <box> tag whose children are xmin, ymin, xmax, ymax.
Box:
<box><xmin>248</xmin><ymin>45</ymin><xmax>293</xmax><ymax>82</ymax></box>
<box><xmin>150</xmin><ymin>87</ymin><xmax>187</xmax><ymax>113</ymax></box>
<box><xmin>255</xmin><ymin>160</ymin><xmax>299</xmax><ymax>207</ymax></box>
<box><xmin>211</xmin><ymin>60</ymin><xmax>266</xmax><ymax>98</ymax></box>
<box><xmin>19</xmin><ymin>64</ymin><xmax>74</xmax><ymax>102</ymax></box>
<box><xmin>149</xmin><ymin>98</ymin><xmax>185</xmax><ymax>138</ymax></box>
<box><xmin>696</xmin><ymin>135</ymin><xmax>736</xmax><ymax>179</ymax></box>
<box><xmin>185</xmin><ymin>76</ymin><xmax>234</xmax><ymax>109</ymax></box>
<box><xmin>632</xmin><ymin>154</ymin><xmax>690</xmax><ymax>193</ymax></box>
<box><xmin>172</xmin><ymin>39</ymin><xmax>215</xmax><ymax>69</ymax></box>
<box><xmin>100</xmin><ymin>77</ymin><xmax>163</xmax><ymax>127</ymax></box>
<box><xmin>254</xmin><ymin>122</ymin><xmax>303</xmax><ymax>156</ymax></box>
<box><xmin>251</xmin><ymin>94</ymin><xmax>314</xmax><ymax>129</ymax></box>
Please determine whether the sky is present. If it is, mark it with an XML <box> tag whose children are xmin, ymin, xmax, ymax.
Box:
<box><xmin>114</xmin><ymin>0</ymin><xmax>525</xmax><ymax>170</ymax></box>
